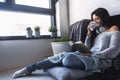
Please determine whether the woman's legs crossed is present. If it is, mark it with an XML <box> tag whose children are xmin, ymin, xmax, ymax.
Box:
<box><xmin>13</xmin><ymin>52</ymin><xmax>83</xmax><ymax>78</ymax></box>
<box><xmin>27</xmin><ymin>59</ymin><xmax>62</xmax><ymax>72</ymax></box>
<box><xmin>62</xmin><ymin>54</ymin><xmax>85</xmax><ymax>69</ymax></box>
<box><xmin>27</xmin><ymin>52</ymin><xmax>85</xmax><ymax>72</ymax></box>
<box><xmin>13</xmin><ymin>59</ymin><xmax>62</xmax><ymax>78</ymax></box>
<box><xmin>13</xmin><ymin>53</ymin><xmax>65</xmax><ymax>78</ymax></box>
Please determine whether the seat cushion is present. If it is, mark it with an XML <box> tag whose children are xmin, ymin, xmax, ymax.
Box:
<box><xmin>112</xmin><ymin>53</ymin><xmax>120</xmax><ymax>71</ymax></box>
<box><xmin>46</xmin><ymin>67</ymin><xmax>94</xmax><ymax>80</ymax></box>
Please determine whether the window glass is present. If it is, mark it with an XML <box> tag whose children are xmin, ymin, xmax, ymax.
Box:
<box><xmin>0</xmin><ymin>10</ymin><xmax>51</xmax><ymax>36</ymax></box>
<box><xmin>15</xmin><ymin>0</ymin><xmax>50</xmax><ymax>8</ymax></box>
<box><xmin>0</xmin><ymin>0</ymin><xmax>5</xmax><ymax>2</ymax></box>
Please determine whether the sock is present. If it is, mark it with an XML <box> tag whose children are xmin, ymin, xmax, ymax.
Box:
<box><xmin>13</xmin><ymin>67</ymin><xmax>31</xmax><ymax>78</ymax></box>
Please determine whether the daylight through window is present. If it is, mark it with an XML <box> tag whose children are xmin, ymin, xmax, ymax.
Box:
<box><xmin>15</xmin><ymin>0</ymin><xmax>50</xmax><ymax>8</ymax></box>
<box><xmin>0</xmin><ymin>10</ymin><xmax>51</xmax><ymax>36</ymax></box>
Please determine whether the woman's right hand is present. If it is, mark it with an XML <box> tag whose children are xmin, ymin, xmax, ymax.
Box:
<box><xmin>87</xmin><ymin>21</ymin><xmax>93</xmax><ymax>36</ymax></box>
<box><xmin>81</xmin><ymin>52</ymin><xmax>91</xmax><ymax>57</ymax></box>
<box><xmin>87</xmin><ymin>21</ymin><xmax>98</xmax><ymax>36</ymax></box>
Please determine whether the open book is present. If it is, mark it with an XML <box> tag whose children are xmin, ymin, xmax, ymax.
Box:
<box><xmin>71</xmin><ymin>42</ymin><xmax>91</xmax><ymax>53</ymax></box>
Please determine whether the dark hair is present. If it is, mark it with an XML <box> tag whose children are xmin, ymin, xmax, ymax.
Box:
<box><xmin>102</xmin><ymin>15</ymin><xmax>120</xmax><ymax>28</ymax></box>
<box><xmin>90</xmin><ymin>8</ymin><xmax>110</xmax><ymax>46</ymax></box>
<box><xmin>91</xmin><ymin>8</ymin><xmax>110</xmax><ymax>21</ymax></box>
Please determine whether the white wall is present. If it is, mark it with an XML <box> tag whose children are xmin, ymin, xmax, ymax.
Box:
<box><xmin>0</xmin><ymin>39</ymin><xmax>53</xmax><ymax>71</ymax></box>
<box><xmin>69</xmin><ymin>0</ymin><xmax>120</xmax><ymax>24</ymax></box>
<box><xmin>57</xmin><ymin>0</ymin><xmax>69</xmax><ymax>37</ymax></box>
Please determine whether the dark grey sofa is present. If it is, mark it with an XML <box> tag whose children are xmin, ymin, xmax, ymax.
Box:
<box><xmin>68</xmin><ymin>15</ymin><xmax>120</xmax><ymax>80</ymax></box>
<box><xmin>47</xmin><ymin>16</ymin><xmax>120</xmax><ymax>80</ymax></box>
<box><xmin>15</xmin><ymin>16</ymin><xmax>120</xmax><ymax>80</ymax></box>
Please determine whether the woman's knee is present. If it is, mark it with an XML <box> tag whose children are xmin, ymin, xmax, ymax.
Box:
<box><xmin>62</xmin><ymin>54</ymin><xmax>76</xmax><ymax>67</ymax></box>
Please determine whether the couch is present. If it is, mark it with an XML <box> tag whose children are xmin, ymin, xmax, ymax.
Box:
<box><xmin>13</xmin><ymin>16</ymin><xmax>120</xmax><ymax>80</ymax></box>
<box><xmin>46</xmin><ymin>15</ymin><xmax>120</xmax><ymax>80</ymax></box>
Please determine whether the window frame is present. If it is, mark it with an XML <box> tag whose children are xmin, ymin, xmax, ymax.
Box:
<box><xmin>0</xmin><ymin>0</ymin><xmax>57</xmax><ymax>40</ymax></box>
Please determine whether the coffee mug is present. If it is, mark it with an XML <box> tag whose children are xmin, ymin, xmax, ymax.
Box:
<box><xmin>89</xmin><ymin>21</ymin><xmax>99</xmax><ymax>31</ymax></box>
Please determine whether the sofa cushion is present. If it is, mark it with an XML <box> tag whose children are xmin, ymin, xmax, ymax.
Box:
<box><xmin>112</xmin><ymin>53</ymin><xmax>120</xmax><ymax>71</ymax></box>
<box><xmin>69</xmin><ymin>19</ymin><xmax>90</xmax><ymax>42</ymax></box>
<box><xmin>46</xmin><ymin>67</ymin><xmax>93</xmax><ymax>80</ymax></box>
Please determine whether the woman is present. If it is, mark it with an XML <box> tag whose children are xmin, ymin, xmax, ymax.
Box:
<box><xmin>13</xmin><ymin>8</ymin><xmax>120</xmax><ymax>79</ymax></box>
<box><xmin>86</xmin><ymin>7</ymin><xmax>110</xmax><ymax>48</ymax></box>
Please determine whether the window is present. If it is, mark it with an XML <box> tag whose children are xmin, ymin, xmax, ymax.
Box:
<box><xmin>15</xmin><ymin>0</ymin><xmax>49</xmax><ymax>8</ymax></box>
<box><xmin>0</xmin><ymin>0</ymin><xmax>57</xmax><ymax>40</ymax></box>
<box><xmin>0</xmin><ymin>10</ymin><xmax>51</xmax><ymax>36</ymax></box>
<box><xmin>0</xmin><ymin>0</ymin><xmax>5</xmax><ymax>2</ymax></box>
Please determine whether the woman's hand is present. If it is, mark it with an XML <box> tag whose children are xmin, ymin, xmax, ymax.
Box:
<box><xmin>74</xmin><ymin>41</ymin><xmax>83</xmax><ymax>44</ymax></box>
<box><xmin>87</xmin><ymin>28</ymin><xmax>92</xmax><ymax>36</ymax></box>
<box><xmin>87</xmin><ymin>21</ymin><xmax>98</xmax><ymax>36</ymax></box>
<box><xmin>85</xmin><ymin>53</ymin><xmax>91</xmax><ymax>57</ymax></box>
<box><xmin>81</xmin><ymin>52</ymin><xmax>91</xmax><ymax>57</ymax></box>
<box><xmin>87</xmin><ymin>22</ymin><xmax>93</xmax><ymax>36</ymax></box>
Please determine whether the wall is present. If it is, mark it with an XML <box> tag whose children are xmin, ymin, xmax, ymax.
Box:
<box><xmin>69</xmin><ymin>0</ymin><xmax>120</xmax><ymax>24</ymax></box>
<box><xmin>0</xmin><ymin>39</ymin><xmax>53</xmax><ymax>71</ymax></box>
<box><xmin>57</xmin><ymin>0</ymin><xmax>69</xmax><ymax>37</ymax></box>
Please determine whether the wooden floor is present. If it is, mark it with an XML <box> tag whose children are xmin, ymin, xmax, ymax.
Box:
<box><xmin>0</xmin><ymin>69</ymin><xmax>56</xmax><ymax>80</ymax></box>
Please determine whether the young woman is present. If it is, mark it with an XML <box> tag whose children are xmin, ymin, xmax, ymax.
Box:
<box><xmin>13</xmin><ymin>8</ymin><xmax>120</xmax><ymax>79</ymax></box>
<box><xmin>86</xmin><ymin>8</ymin><xmax>110</xmax><ymax>48</ymax></box>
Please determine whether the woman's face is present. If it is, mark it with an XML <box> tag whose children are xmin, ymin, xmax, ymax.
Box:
<box><xmin>92</xmin><ymin>14</ymin><xmax>102</xmax><ymax>26</ymax></box>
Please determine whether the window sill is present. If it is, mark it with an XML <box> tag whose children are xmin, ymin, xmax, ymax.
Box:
<box><xmin>0</xmin><ymin>35</ymin><xmax>59</xmax><ymax>41</ymax></box>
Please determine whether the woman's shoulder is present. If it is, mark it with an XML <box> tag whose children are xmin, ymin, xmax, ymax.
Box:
<box><xmin>109</xmin><ymin>25</ymin><xmax>119</xmax><ymax>32</ymax></box>
<box><xmin>110</xmin><ymin>27</ymin><xmax>120</xmax><ymax>37</ymax></box>
<box><xmin>104</xmin><ymin>25</ymin><xmax>120</xmax><ymax>36</ymax></box>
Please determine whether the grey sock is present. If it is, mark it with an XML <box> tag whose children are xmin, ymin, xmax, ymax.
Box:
<box><xmin>13</xmin><ymin>67</ymin><xmax>31</xmax><ymax>78</ymax></box>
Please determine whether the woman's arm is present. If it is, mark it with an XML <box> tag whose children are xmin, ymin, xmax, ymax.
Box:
<box><xmin>84</xmin><ymin>21</ymin><xmax>98</xmax><ymax>49</ymax></box>
<box><xmin>84</xmin><ymin>35</ymin><xmax>93</xmax><ymax>49</ymax></box>
<box><xmin>92</xmin><ymin>31</ymin><xmax>120</xmax><ymax>59</ymax></box>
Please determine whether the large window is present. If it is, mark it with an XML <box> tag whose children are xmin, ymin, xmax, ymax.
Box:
<box><xmin>0</xmin><ymin>0</ymin><xmax>57</xmax><ymax>40</ymax></box>
<box><xmin>0</xmin><ymin>0</ymin><xmax>5</xmax><ymax>2</ymax></box>
<box><xmin>0</xmin><ymin>10</ymin><xmax>51</xmax><ymax>36</ymax></box>
<box><xmin>15</xmin><ymin>0</ymin><xmax>49</xmax><ymax>8</ymax></box>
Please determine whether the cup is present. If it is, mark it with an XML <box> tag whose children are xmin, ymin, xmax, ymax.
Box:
<box><xmin>89</xmin><ymin>21</ymin><xmax>99</xmax><ymax>31</ymax></box>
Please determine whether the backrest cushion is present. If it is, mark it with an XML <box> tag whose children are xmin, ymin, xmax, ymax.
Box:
<box><xmin>69</xmin><ymin>19</ymin><xmax>90</xmax><ymax>43</ymax></box>
<box><xmin>112</xmin><ymin>53</ymin><xmax>120</xmax><ymax>71</ymax></box>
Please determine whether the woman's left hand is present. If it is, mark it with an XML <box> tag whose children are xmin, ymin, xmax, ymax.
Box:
<box><xmin>81</xmin><ymin>52</ymin><xmax>91</xmax><ymax>57</ymax></box>
<box><xmin>85</xmin><ymin>53</ymin><xmax>91</xmax><ymax>57</ymax></box>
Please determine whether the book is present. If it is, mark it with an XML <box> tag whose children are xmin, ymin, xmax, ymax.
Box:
<box><xmin>72</xmin><ymin>43</ymin><xmax>91</xmax><ymax>53</ymax></box>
